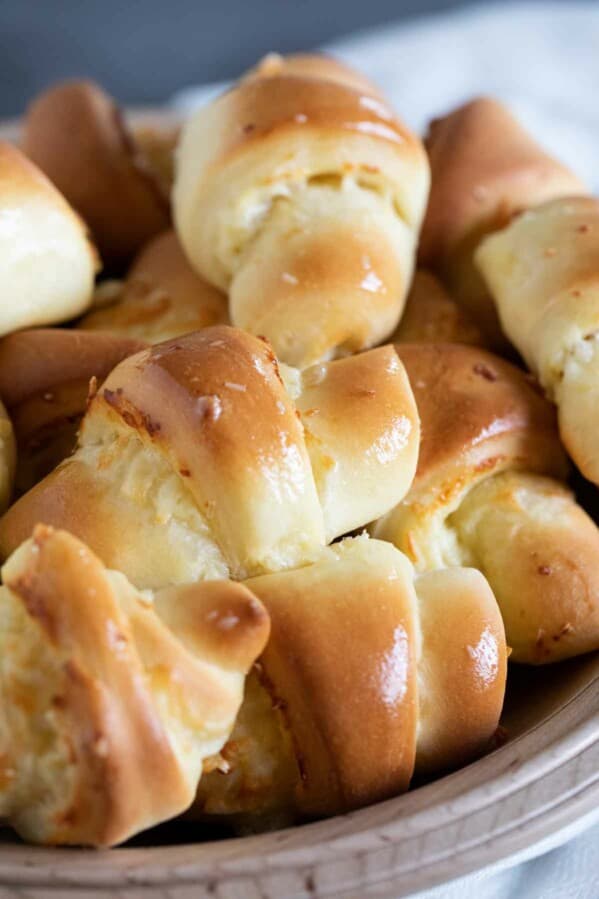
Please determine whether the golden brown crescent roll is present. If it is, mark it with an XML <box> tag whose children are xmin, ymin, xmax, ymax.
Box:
<box><xmin>0</xmin><ymin>142</ymin><xmax>98</xmax><ymax>337</ymax></box>
<box><xmin>173</xmin><ymin>54</ymin><xmax>430</xmax><ymax>367</ymax></box>
<box><xmin>23</xmin><ymin>80</ymin><xmax>171</xmax><ymax>269</ymax></box>
<box><xmin>419</xmin><ymin>98</ymin><xmax>585</xmax><ymax>347</ymax></box>
<box><xmin>0</xmin><ymin>328</ymin><xmax>146</xmax><ymax>494</ymax></box>
<box><xmin>373</xmin><ymin>343</ymin><xmax>599</xmax><ymax>664</ymax></box>
<box><xmin>391</xmin><ymin>270</ymin><xmax>487</xmax><ymax>346</ymax></box>
<box><xmin>80</xmin><ymin>230</ymin><xmax>229</xmax><ymax>342</ymax></box>
<box><xmin>476</xmin><ymin>196</ymin><xmax>599</xmax><ymax>487</ymax></box>
<box><xmin>0</xmin><ymin>399</ymin><xmax>16</xmax><ymax>512</ymax></box>
<box><xmin>194</xmin><ymin>536</ymin><xmax>506</xmax><ymax>824</ymax></box>
<box><xmin>0</xmin><ymin>525</ymin><xmax>269</xmax><ymax>846</ymax></box>
<box><xmin>0</xmin><ymin>327</ymin><xmax>419</xmax><ymax>589</ymax></box>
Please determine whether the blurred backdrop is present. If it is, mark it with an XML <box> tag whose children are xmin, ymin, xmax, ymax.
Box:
<box><xmin>0</xmin><ymin>0</ymin><xmax>474</xmax><ymax>116</ymax></box>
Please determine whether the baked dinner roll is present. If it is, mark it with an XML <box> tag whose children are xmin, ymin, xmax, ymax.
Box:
<box><xmin>0</xmin><ymin>399</ymin><xmax>16</xmax><ymax>512</ymax></box>
<box><xmin>419</xmin><ymin>98</ymin><xmax>585</xmax><ymax>347</ymax></box>
<box><xmin>0</xmin><ymin>328</ymin><xmax>145</xmax><ymax>494</ymax></box>
<box><xmin>391</xmin><ymin>270</ymin><xmax>486</xmax><ymax>346</ymax></box>
<box><xmin>373</xmin><ymin>343</ymin><xmax>599</xmax><ymax>663</ymax></box>
<box><xmin>476</xmin><ymin>196</ymin><xmax>599</xmax><ymax>487</ymax></box>
<box><xmin>194</xmin><ymin>536</ymin><xmax>506</xmax><ymax>824</ymax></box>
<box><xmin>23</xmin><ymin>80</ymin><xmax>171</xmax><ymax>269</ymax></box>
<box><xmin>80</xmin><ymin>230</ymin><xmax>229</xmax><ymax>342</ymax></box>
<box><xmin>0</xmin><ymin>525</ymin><xmax>269</xmax><ymax>846</ymax></box>
<box><xmin>0</xmin><ymin>142</ymin><xmax>98</xmax><ymax>336</ymax></box>
<box><xmin>173</xmin><ymin>54</ymin><xmax>430</xmax><ymax>366</ymax></box>
<box><xmin>0</xmin><ymin>327</ymin><xmax>419</xmax><ymax>589</ymax></box>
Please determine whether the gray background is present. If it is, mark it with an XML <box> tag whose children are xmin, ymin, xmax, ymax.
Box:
<box><xmin>0</xmin><ymin>0</ymin><xmax>476</xmax><ymax>116</ymax></box>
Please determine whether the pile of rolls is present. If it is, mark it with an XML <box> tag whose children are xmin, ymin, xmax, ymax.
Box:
<box><xmin>0</xmin><ymin>52</ymin><xmax>597</xmax><ymax>847</ymax></box>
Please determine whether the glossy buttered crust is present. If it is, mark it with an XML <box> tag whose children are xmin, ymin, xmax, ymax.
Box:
<box><xmin>0</xmin><ymin>328</ymin><xmax>146</xmax><ymax>494</ymax></box>
<box><xmin>80</xmin><ymin>230</ymin><xmax>229</xmax><ymax>342</ymax></box>
<box><xmin>418</xmin><ymin>98</ymin><xmax>585</xmax><ymax>344</ymax></box>
<box><xmin>0</xmin><ymin>525</ymin><xmax>269</xmax><ymax>846</ymax></box>
<box><xmin>420</xmin><ymin>97</ymin><xmax>585</xmax><ymax>266</ymax></box>
<box><xmin>0</xmin><ymin>142</ymin><xmax>98</xmax><ymax>337</ymax></box>
<box><xmin>394</xmin><ymin>343</ymin><xmax>567</xmax><ymax>494</ymax></box>
<box><xmin>195</xmin><ymin>536</ymin><xmax>506</xmax><ymax>821</ymax></box>
<box><xmin>23</xmin><ymin>80</ymin><xmax>170</xmax><ymax>268</ymax></box>
<box><xmin>476</xmin><ymin>195</ymin><xmax>599</xmax><ymax>486</ymax></box>
<box><xmin>374</xmin><ymin>343</ymin><xmax>599</xmax><ymax>663</ymax></box>
<box><xmin>0</xmin><ymin>327</ymin><xmax>419</xmax><ymax>589</ymax></box>
<box><xmin>247</xmin><ymin>537</ymin><xmax>420</xmax><ymax>815</ymax></box>
<box><xmin>173</xmin><ymin>54</ymin><xmax>430</xmax><ymax>366</ymax></box>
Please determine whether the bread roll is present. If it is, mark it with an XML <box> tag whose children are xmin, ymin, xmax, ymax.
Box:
<box><xmin>0</xmin><ymin>328</ymin><xmax>145</xmax><ymax>493</ymax></box>
<box><xmin>23</xmin><ymin>80</ymin><xmax>171</xmax><ymax>269</ymax></box>
<box><xmin>80</xmin><ymin>230</ymin><xmax>229</xmax><ymax>342</ymax></box>
<box><xmin>391</xmin><ymin>270</ymin><xmax>487</xmax><ymax>346</ymax></box>
<box><xmin>0</xmin><ymin>142</ymin><xmax>98</xmax><ymax>336</ymax></box>
<box><xmin>373</xmin><ymin>343</ymin><xmax>599</xmax><ymax>663</ymax></box>
<box><xmin>0</xmin><ymin>525</ymin><xmax>269</xmax><ymax>846</ymax></box>
<box><xmin>174</xmin><ymin>54</ymin><xmax>429</xmax><ymax>366</ymax></box>
<box><xmin>0</xmin><ymin>327</ymin><xmax>419</xmax><ymax>589</ymax></box>
<box><xmin>476</xmin><ymin>195</ymin><xmax>599</xmax><ymax>487</ymax></box>
<box><xmin>194</xmin><ymin>536</ymin><xmax>506</xmax><ymax>823</ymax></box>
<box><xmin>419</xmin><ymin>98</ymin><xmax>585</xmax><ymax>347</ymax></box>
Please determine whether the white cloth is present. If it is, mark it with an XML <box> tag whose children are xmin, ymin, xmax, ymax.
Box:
<box><xmin>172</xmin><ymin>3</ymin><xmax>599</xmax><ymax>894</ymax></box>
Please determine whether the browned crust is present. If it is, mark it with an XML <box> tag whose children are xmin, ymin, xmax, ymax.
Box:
<box><xmin>2</xmin><ymin>525</ymin><xmax>270</xmax><ymax>845</ymax></box>
<box><xmin>0</xmin><ymin>329</ymin><xmax>146</xmax><ymax>492</ymax></box>
<box><xmin>395</xmin><ymin>343</ymin><xmax>568</xmax><ymax>486</ymax></box>
<box><xmin>196</xmin><ymin>73</ymin><xmax>420</xmax><ymax>171</ymax></box>
<box><xmin>419</xmin><ymin>97</ymin><xmax>585</xmax><ymax>268</ymax></box>
<box><xmin>23</xmin><ymin>80</ymin><xmax>171</xmax><ymax>269</ymax></box>
<box><xmin>415</xmin><ymin>568</ymin><xmax>507</xmax><ymax>773</ymax></box>
<box><xmin>246</xmin><ymin>545</ymin><xmax>418</xmax><ymax>816</ymax></box>
<box><xmin>90</xmin><ymin>327</ymin><xmax>306</xmax><ymax>516</ymax></box>
<box><xmin>3</xmin><ymin>525</ymin><xmax>190</xmax><ymax>845</ymax></box>
<box><xmin>0</xmin><ymin>329</ymin><xmax>146</xmax><ymax>409</ymax></box>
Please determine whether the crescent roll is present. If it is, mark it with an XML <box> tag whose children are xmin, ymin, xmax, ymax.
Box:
<box><xmin>0</xmin><ymin>327</ymin><xmax>419</xmax><ymax>589</ymax></box>
<box><xmin>0</xmin><ymin>525</ymin><xmax>269</xmax><ymax>846</ymax></box>
<box><xmin>0</xmin><ymin>328</ymin><xmax>145</xmax><ymax>494</ymax></box>
<box><xmin>0</xmin><ymin>142</ymin><xmax>98</xmax><ymax>337</ymax></box>
<box><xmin>80</xmin><ymin>230</ymin><xmax>229</xmax><ymax>342</ymax></box>
<box><xmin>195</xmin><ymin>536</ymin><xmax>506</xmax><ymax>824</ymax></box>
<box><xmin>476</xmin><ymin>195</ymin><xmax>599</xmax><ymax>487</ymax></box>
<box><xmin>173</xmin><ymin>54</ymin><xmax>430</xmax><ymax>366</ymax></box>
<box><xmin>419</xmin><ymin>98</ymin><xmax>585</xmax><ymax>347</ymax></box>
<box><xmin>373</xmin><ymin>343</ymin><xmax>599</xmax><ymax>664</ymax></box>
<box><xmin>23</xmin><ymin>80</ymin><xmax>172</xmax><ymax>269</ymax></box>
